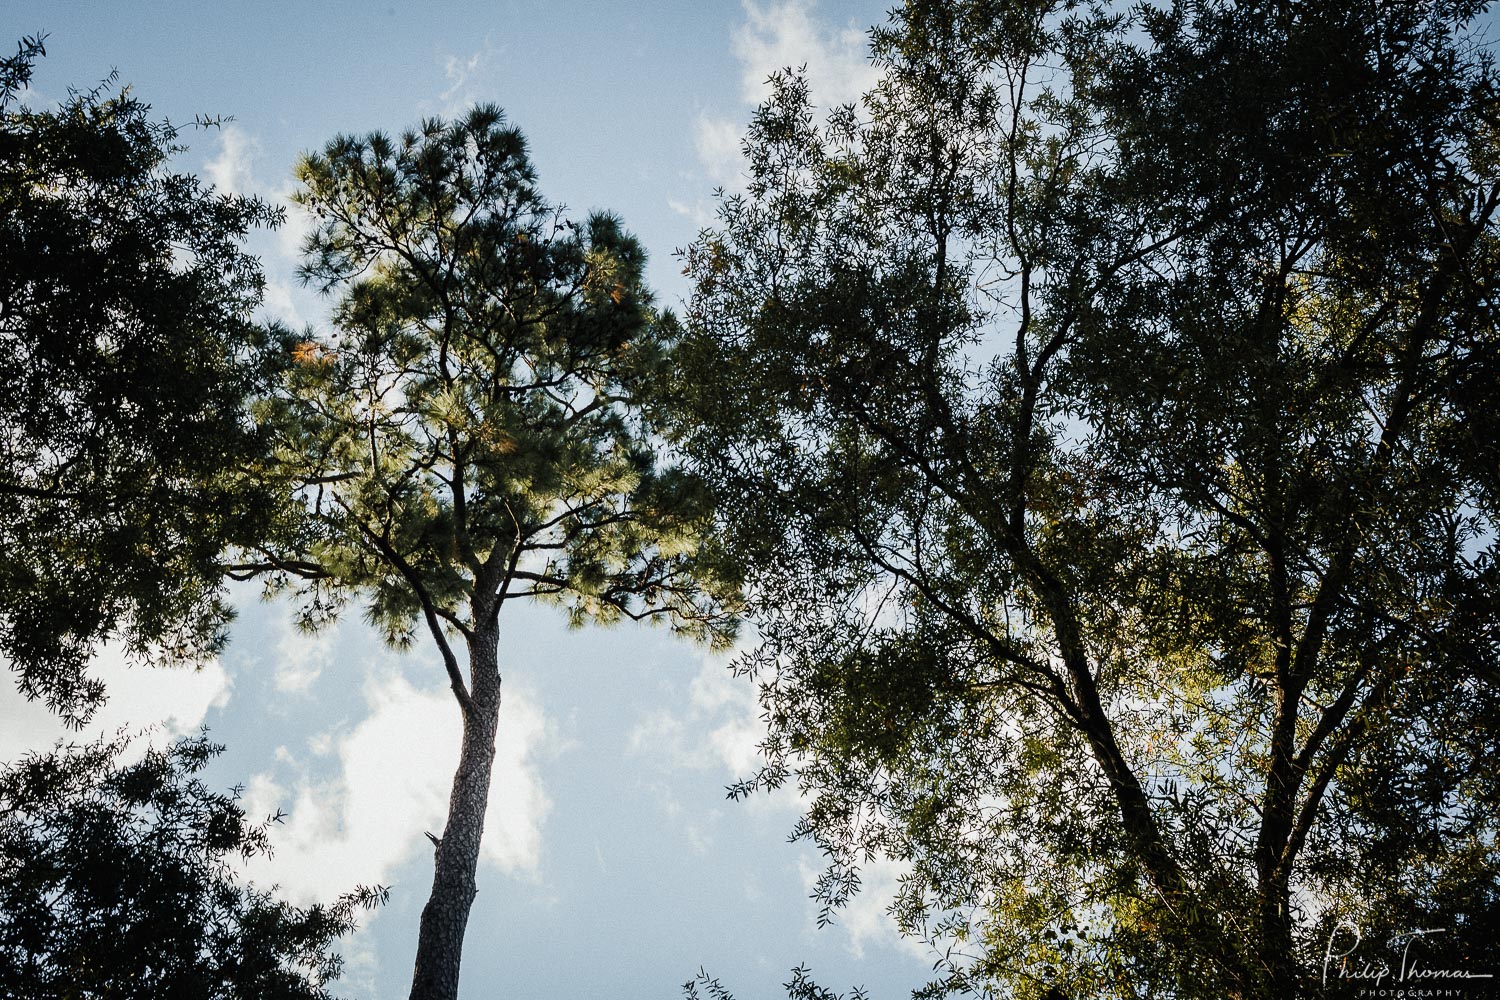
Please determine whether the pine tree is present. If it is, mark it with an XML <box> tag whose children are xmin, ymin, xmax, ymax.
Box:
<box><xmin>254</xmin><ymin>106</ymin><xmax>736</xmax><ymax>1000</ymax></box>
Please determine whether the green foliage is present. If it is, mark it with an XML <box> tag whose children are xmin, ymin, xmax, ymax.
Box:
<box><xmin>676</xmin><ymin>1</ymin><xmax>1500</xmax><ymax>996</ymax></box>
<box><xmin>0</xmin><ymin>36</ymin><xmax>289</xmax><ymax>723</ymax></box>
<box><xmin>685</xmin><ymin>966</ymin><xmax>871</xmax><ymax>1000</ymax></box>
<box><xmin>0</xmin><ymin>731</ymin><xmax>385</xmax><ymax>999</ymax></box>
<box><xmin>258</xmin><ymin>104</ymin><xmax>736</xmax><ymax>648</ymax></box>
<box><xmin>254</xmin><ymin>105</ymin><xmax>739</xmax><ymax>999</ymax></box>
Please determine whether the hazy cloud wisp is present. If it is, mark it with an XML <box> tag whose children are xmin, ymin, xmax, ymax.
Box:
<box><xmin>242</xmin><ymin>669</ymin><xmax>551</xmax><ymax>905</ymax></box>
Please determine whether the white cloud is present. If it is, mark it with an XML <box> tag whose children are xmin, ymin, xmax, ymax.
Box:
<box><xmin>732</xmin><ymin>0</ymin><xmax>880</xmax><ymax>110</ymax></box>
<box><xmin>272</xmin><ymin>617</ymin><xmax>331</xmax><ymax>694</ymax></box>
<box><xmin>692</xmin><ymin>114</ymin><xmax>747</xmax><ymax>192</ymax></box>
<box><xmin>625</xmin><ymin>646</ymin><xmax>813</xmax><ymax>857</ymax></box>
<box><xmin>435</xmin><ymin>41</ymin><xmax>497</xmax><ymax>118</ymax></box>
<box><xmin>0</xmin><ymin>643</ymin><xmax>233</xmax><ymax>766</ymax></box>
<box><xmin>242</xmin><ymin>669</ymin><xmax>551</xmax><ymax>905</ymax></box>
<box><xmin>8</xmin><ymin>79</ymin><xmax>52</xmax><ymax>111</ymax></box>
<box><xmin>273</xmin><ymin>200</ymin><xmax>317</xmax><ymax>280</ymax></box>
<box><xmin>685</xmin><ymin>0</ymin><xmax>882</xmax><ymax>203</ymax></box>
<box><xmin>631</xmin><ymin>646</ymin><xmax>930</xmax><ymax>964</ymax></box>
<box><xmin>798</xmin><ymin>853</ymin><xmax>929</xmax><ymax>961</ymax></box>
<box><xmin>199</xmin><ymin>122</ymin><xmax>320</xmax><ymax>330</ymax></box>
<box><xmin>629</xmin><ymin>652</ymin><xmax>766</xmax><ymax>781</ymax></box>
<box><xmin>667</xmin><ymin>195</ymin><xmax>718</xmax><ymax>230</ymax></box>
<box><xmin>261</xmin><ymin>277</ymin><xmax>306</xmax><ymax>329</ymax></box>
<box><xmin>689</xmin><ymin>656</ymin><xmax>768</xmax><ymax>778</ymax></box>
<box><xmin>205</xmin><ymin>124</ymin><xmax>261</xmax><ymax>197</ymax></box>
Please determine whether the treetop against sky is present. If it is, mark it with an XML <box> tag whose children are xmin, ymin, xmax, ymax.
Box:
<box><xmin>4</xmin><ymin>2</ymin><xmax>1498</xmax><ymax>998</ymax></box>
<box><xmin>0</xmin><ymin>3</ymin><xmax>929</xmax><ymax>998</ymax></box>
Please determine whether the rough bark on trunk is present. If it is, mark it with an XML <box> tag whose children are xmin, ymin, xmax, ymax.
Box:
<box><xmin>408</xmin><ymin>625</ymin><xmax>501</xmax><ymax>1000</ymax></box>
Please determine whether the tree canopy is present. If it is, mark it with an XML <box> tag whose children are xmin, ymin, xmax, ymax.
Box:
<box><xmin>0</xmin><ymin>35</ymin><xmax>288</xmax><ymax>724</ymax></box>
<box><xmin>7</xmin><ymin>4</ymin><xmax>1500</xmax><ymax>995</ymax></box>
<box><xmin>674</xmin><ymin>1</ymin><xmax>1500</xmax><ymax>996</ymax></box>
<box><xmin>0</xmin><ymin>39</ymin><xmax>382</xmax><ymax>999</ymax></box>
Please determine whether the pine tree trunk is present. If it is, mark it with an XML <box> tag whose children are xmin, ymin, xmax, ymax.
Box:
<box><xmin>408</xmin><ymin>625</ymin><xmax>501</xmax><ymax>1000</ymax></box>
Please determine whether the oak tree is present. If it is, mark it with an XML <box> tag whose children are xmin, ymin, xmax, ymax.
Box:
<box><xmin>674</xmin><ymin>1</ymin><xmax>1500</xmax><ymax>996</ymax></box>
<box><xmin>0</xmin><ymin>36</ymin><xmax>287</xmax><ymax>723</ymax></box>
<box><xmin>0</xmin><ymin>732</ymin><xmax>384</xmax><ymax>999</ymax></box>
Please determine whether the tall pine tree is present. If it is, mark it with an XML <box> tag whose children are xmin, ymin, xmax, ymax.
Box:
<box><xmin>254</xmin><ymin>106</ymin><xmax>736</xmax><ymax>1000</ymax></box>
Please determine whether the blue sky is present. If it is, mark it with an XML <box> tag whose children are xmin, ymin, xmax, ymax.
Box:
<box><xmin>0</xmin><ymin>2</ymin><xmax>940</xmax><ymax>998</ymax></box>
